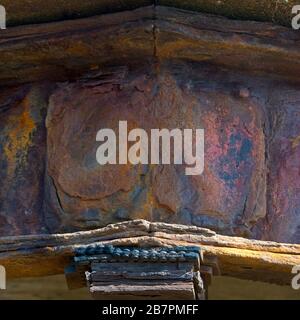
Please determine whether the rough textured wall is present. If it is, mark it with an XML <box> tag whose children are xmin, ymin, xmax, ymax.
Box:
<box><xmin>45</xmin><ymin>64</ymin><xmax>266</xmax><ymax>235</ymax></box>
<box><xmin>253</xmin><ymin>88</ymin><xmax>300</xmax><ymax>243</ymax></box>
<box><xmin>0</xmin><ymin>62</ymin><xmax>300</xmax><ymax>243</ymax></box>
<box><xmin>0</xmin><ymin>6</ymin><xmax>300</xmax><ymax>244</ymax></box>
<box><xmin>0</xmin><ymin>85</ymin><xmax>49</xmax><ymax>235</ymax></box>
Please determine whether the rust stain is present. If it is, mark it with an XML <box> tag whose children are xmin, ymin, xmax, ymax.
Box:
<box><xmin>290</xmin><ymin>134</ymin><xmax>300</xmax><ymax>149</ymax></box>
<box><xmin>3</xmin><ymin>96</ymin><xmax>35</xmax><ymax>179</ymax></box>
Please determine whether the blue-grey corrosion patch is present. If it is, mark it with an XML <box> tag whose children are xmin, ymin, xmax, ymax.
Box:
<box><xmin>218</xmin><ymin>132</ymin><xmax>253</xmax><ymax>189</ymax></box>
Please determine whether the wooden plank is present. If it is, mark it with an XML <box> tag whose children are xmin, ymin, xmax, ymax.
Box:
<box><xmin>0</xmin><ymin>220</ymin><xmax>299</xmax><ymax>285</ymax></box>
<box><xmin>0</xmin><ymin>219</ymin><xmax>298</xmax><ymax>255</ymax></box>
<box><xmin>66</xmin><ymin>260</ymin><xmax>195</xmax><ymax>289</ymax></box>
<box><xmin>155</xmin><ymin>7</ymin><xmax>300</xmax><ymax>82</ymax></box>
<box><xmin>90</xmin><ymin>280</ymin><xmax>196</xmax><ymax>300</ymax></box>
<box><xmin>1</xmin><ymin>0</ymin><xmax>152</xmax><ymax>26</ymax></box>
<box><xmin>0</xmin><ymin>6</ymin><xmax>300</xmax><ymax>85</ymax></box>
<box><xmin>90</xmin><ymin>262</ymin><xmax>193</xmax><ymax>273</ymax></box>
<box><xmin>1</xmin><ymin>0</ymin><xmax>296</xmax><ymax>28</ymax></box>
<box><xmin>0</xmin><ymin>7</ymin><xmax>154</xmax><ymax>85</ymax></box>
<box><xmin>88</xmin><ymin>270</ymin><xmax>194</xmax><ymax>281</ymax></box>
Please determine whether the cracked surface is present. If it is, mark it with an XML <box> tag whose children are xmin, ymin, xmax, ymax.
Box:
<box><xmin>0</xmin><ymin>8</ymin><xmax>299</xmax><ymax>245</ymax></box>
<box><xmin>45</xmin><ymin>63</ymin><xmax>266</xmax><ymax>237</ymax></box>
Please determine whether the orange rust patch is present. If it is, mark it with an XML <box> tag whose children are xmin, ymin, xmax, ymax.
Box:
<box><xmin>291</xmin><ymin>134</ymin><xmax>300</xmax><ymax>149</ymax></box>
<box><xmin>3</xmin><ymin>96</ymin><xmax>36</xmax><ymax>179</ymax></box>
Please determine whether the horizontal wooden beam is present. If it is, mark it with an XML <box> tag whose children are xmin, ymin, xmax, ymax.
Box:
<box><xmin>0</xmin><ymin>219</ymin><xmax>299</xmax><ymax>285</ymax></box>
<box><xmin>1</xmin><ymin>0</ymin><xmax>298</xmax><ymax>27</ymax></box>
<box><xmin>0</xmin><ymin>6</ymin><xmax>300</xmax><ymax>86</ymax></box>
<box><xmin>0</xmin><ymin>7</ymin><xmax>154</xmax><ymax>85</ymax></box>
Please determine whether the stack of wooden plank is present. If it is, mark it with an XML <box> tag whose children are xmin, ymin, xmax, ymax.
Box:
<box><xmin>66</xmin><ymin>244</ymin><xmax>211</xmax><ymax>300</ymax></box>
